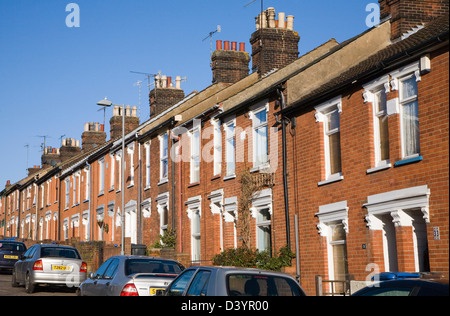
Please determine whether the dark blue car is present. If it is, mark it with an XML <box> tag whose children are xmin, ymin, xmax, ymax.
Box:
<box><xmin>0</xmin><ymin>241</ymin><xmax>27</xmax><ymax>272</ymax></box>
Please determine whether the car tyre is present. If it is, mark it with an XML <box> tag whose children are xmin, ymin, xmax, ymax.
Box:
<box><xmin>25</xmin><ymin>272</ymin><xmax>36</xmax><ymax>294</ymax></box>
<box><xmin>11</xmin><ymin>269</ymin><xmax>20</xmax><ymax>287</ymax></box>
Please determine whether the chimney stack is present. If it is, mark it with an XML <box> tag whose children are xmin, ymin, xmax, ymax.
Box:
<box><xmin>60</xmin><ymin>138</ymin><xmax>82</xmax><ymax>162</ymax></box>
<box><xmin>110</xmin><ymin>105</ymin><xmax>140</xmax><ymax>140</ymax></box>
<box><xmin>379</xmin><ymin>0</ymin><xmax>449</xmax><ymax>41</ymax></box>
<box><xmin>250</xmin><ymin>7</ymin><xmax>300</xmax><ymax>76</ymax></box>
<box><xmin>41</xmin><ymin>146</ymin><xmax>61</xmax><ymax>168</ymax></box>
<box><xmin>27</xmin><ymin>165</ymin><xmax>41</xmax><ymax>176</ymax></box>
<box><xmin>149</xmin><ymin>74</ymin><xmax>185</xmax><ymax>118</ymax></box>
<box><xmin>82</xmin><ymin>122</ymin><xmax>107</xmax><ymax>151</ymax></box>
<box><xmin>211</xmin><ymin>40</ymin><xmax>250</xmax><ymax>84</ymax></box>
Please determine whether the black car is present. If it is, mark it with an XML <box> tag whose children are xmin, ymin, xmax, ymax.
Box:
<box><xmin>352</xmin><ymin>279</ymin><xmax>449</xmax><ymax>296</ymax></box>
<box><xmin>0</xmin><ymin>241</ymin><xmax>27</xmax><ymax>272</ymax></box>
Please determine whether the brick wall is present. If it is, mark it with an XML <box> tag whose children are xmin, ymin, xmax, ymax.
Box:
<box><xmin>288</xmin><ymin>47</ymin><xmax>449</xmax><ymax>295</ymax></box>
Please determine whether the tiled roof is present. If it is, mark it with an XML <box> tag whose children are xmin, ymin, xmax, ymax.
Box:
<box><xmin>288</xmin><ymin>15</ymin><xmax>449</xmax><ymax>111</ymax></box>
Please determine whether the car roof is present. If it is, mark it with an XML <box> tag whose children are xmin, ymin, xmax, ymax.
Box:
<box><xmin>0</xmin><ymin>240</ymin><xmax>26</xmax><ymax>244</ymax></box>
<box><xmin>186</xmin><ymin>265</ymin><xmax>295</xmax><ymax>277</ymax></box>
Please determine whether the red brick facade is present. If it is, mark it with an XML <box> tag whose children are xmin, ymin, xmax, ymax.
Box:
<box><xmin>1</xmin><ymin>2</ymin><xmax>448</xmax><ymax>295</ymax></box>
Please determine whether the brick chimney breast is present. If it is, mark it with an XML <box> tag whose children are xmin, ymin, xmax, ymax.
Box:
<box><xmin>250</xmin><ymin>8</ymin><xmax>300</xmax><ymax>76</ymax></box>
<box><xmin>110</xmin><ymin>105</ymin><xmax>140</xmax><ymax>140</ymax></box>
<box><xmin>81</xmin><ymin>122</ymin><xmax>107</xmax><ymax>151</ymax></box>
<box><xmin>211</xmin><ymin>40</ymin><xmax>250</xmax><ymax>84</ymax></box>
<box><xmin>149</xmin><ymin>75</ymin><xmax>185</xmax><ymax>118</ymax></box>
<box><xmin>379</xmin><ymin>0</ymin><xmax>449</xmax><ymax>40</ymax></box>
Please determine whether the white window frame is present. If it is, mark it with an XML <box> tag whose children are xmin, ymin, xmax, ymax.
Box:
<box><xmin>390</xmin><ymin>62</ymin><xmax>422</xmax><ymax>160</ymax></box>
<box><xmin>144</xmin><ymin>142</ymin><xmax>151</xmax><ymax>189</ymax></box>
<box><xmin>186</xmin><ymin>195</ymin><xmax>202</xmax><ymax>264</ymax></box>
<box><xmin>315</xmin><ymin>96</ymin><xmax>343</xmax><ymax>185</ymax></box>
<box><xmin>109</xmin><ymin>153</ymin><xmax>115</xmax><ymax>191</ymax></box>
<box><xmin>190</xmin><ymin>125</ymin><xmax>201</xmax><ymax>184</ymax></box>
<box><xmin>156</xmin><ymin>192</ymin><xmax>170</xmax><ymax>237</ymax></box>
<box><xmin>316</xmin><ymin>201</ymin><xmax>349</xmax><ymax>282</ymax></box>
<box><xmin>212</xmin><ymin>119</ymin><xmax>222</xmax><ymax>176</ymax></box>
<box><xmin>98</xmin><ymin>157</ymin><xmax>105</xmax><ymax>195</ymax></box>
<box><xmin>159</xmin><ymin>133</ymin><xmax>169</xmax><ymax>183</ymax></box>
<box><xmin>250</xmin><ymin>189</ymin><xmax>273</xmax><ymax>253</ymax></box>
<box><xmin>224</xmin><ymin>117</ymin><xmax>236</xmax><ymax>178</ymax></box>
<box><xmin>249</xmin><ymin>101</ymin><xmax>269</xmax><ymax>170</ymax></box>
<box><xmin>65</xmin><ymin>179</ymin><xmax>70</xmax><ymax>209</ymax></box>
<box><xmin>363</xmin><ymin>76</ymin><xmax>392</xmax><ymax>173</ymax></box>
<box><xmin>127</xmin><ymin>143</ymin><xmax>135</xmax><ymax>187</ymax></box>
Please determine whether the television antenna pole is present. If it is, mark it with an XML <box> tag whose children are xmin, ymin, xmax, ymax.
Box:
<box><xmin>203</xmin><ymin>25</ymin><xmax>221</xmax><ymax>56</ymax></box>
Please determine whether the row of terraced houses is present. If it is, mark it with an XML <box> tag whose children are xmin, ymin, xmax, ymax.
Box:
<box><xmin>1</xmin><ymin>0</ymin><xmax>449</xmax><ymax>295</ymax></box>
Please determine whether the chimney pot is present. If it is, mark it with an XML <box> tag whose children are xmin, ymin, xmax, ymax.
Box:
<box><xmin>100</xmin><ymin>124</ymin><xmax>105</xmax><ymax>132</ymax></box>
<box><xmin>161</xmin><ymin>75</ymin><xmax>167</xmax><ymax>88</ymax></box>
<box><xmin>224</xmin><ymin>41</ymin><xmax>230</xmax><ymax>51</ymax></box>
<box><xmin>239</xmin><ymin>42</ymin><xmax>245</xmax><ymax>52</ymax></box>
<box><xmin>216</xmin><ymin>40</ymin><xmax>222</xmax><ymax>50</ymax></box>
<box><xmin>231</xmin><ymin>41</ymin><xmax>237</xmax><ymax>51</ymax></box>
<box><xmin>175</xmin><ymin>76</ymin><xmax>182</xmax><ymax>89</ymax></box>
<box><xmin>167</xmin><ymin>76</ymin><xmax>172</xmax><ymax>87</ymax></box>
<box><xmin>278</xmin><ymin>12</ymin><xmax>286</xmax><ymax>29</ymax></box>
<box><xmin>286</xmin><ymin>15</ymin><xmax>294</xmax><ymax>31</ymax></box>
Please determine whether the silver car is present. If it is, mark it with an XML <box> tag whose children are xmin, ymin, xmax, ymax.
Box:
<box><xmin>12</xmin><ymin>244</ymin><xmax>87</xmax><ymax>293</ymax></box>
<box><xmin>78</xmin><ymin>255</ymin><xmax>185</xmax><ymax>296</ymax></box>
<box><xmin>163</xmin><ymin>266</ymin><xmax>306</xmax><ymax>296</ymax></box>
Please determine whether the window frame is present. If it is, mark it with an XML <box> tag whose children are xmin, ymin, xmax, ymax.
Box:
<box><xmin>315</xmin><ymin>96</ymin><xmax>343</xmax><ymax>186</ymax></box>
<box><xmin>250</xmin><ymin>102</ymin><xmax>269</xmax><ymax>170</ymax></box>
<box><xmin>224</xmin><ymin>117</ymin><xmax>236</xmax><ymax>178</ymax></box>
<box><xmin>159</xmin><ymin>133</ymin><xmax>169</xmax><ymax>183</ymax></box>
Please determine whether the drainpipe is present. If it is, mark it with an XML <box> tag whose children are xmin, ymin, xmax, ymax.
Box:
<box><xmin>276</xmin><ymin>86</ymin><xmax>291</xmax><ymax>250</ymax></box>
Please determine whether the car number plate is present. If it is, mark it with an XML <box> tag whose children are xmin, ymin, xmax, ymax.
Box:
<box><xmin>52</xmin><ymin>265</ymin><xmax>71</xmax><ymax>271</ymax></box>
<box><xmin>3</xmin><ymin>255</ymin><xmax>18</xmax><ymax>260</ymax></box>
<box><xmin>150</xmin><ymin>287</ymin><xmax>164</xmax><ymax>296</ymax></box>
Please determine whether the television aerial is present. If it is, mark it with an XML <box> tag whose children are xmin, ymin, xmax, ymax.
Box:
<box><xmin>203</xmin><ymin>25</ymin><xmax>221</xmax><ymax>56</ymax></box>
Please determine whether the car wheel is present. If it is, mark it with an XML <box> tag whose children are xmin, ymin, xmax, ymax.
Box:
<box><xmin>11</xmin><ymin>269</ymin><xmax>20</xmax><ymax>287</ymax></box>
<box><xmin>25</xmin><ymin>273</ymin><xmax>36</xmax><ymax>294</ymax></box>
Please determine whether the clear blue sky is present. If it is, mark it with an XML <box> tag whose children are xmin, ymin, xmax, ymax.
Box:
<box><xmin>0</xmin><ymin>0</ymin><xmax>375</xmax><ymax>188</ymax></box>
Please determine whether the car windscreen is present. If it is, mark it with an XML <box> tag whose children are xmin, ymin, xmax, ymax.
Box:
<box><xmin>0</xmin><ymin>242</ymin><xmax>26</xmax><ymax>252</ymax></box>
<box><xmin>227</xmin><ymin>274</ymin><xmax>303</xmax><ymax>296</ymax></box>
<box><xmin>125</xmin><ymin>259</ymin><xmax>183</xmax><ymax>276</ymax></box>
<box><xmin>40</xmin><ymin>247</ymin><xmax>81</xmax><ymax>259</ymax></box>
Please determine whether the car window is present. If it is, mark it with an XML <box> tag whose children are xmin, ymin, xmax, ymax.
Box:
<box><xmin>0</xmin><ymin>242</ymin><xmax>26</xmax><ymax>252</ymax></box>
<box><xmin>187</xmin><ymin>270</ymin><xmax>211</xmax><ymax>296</ymax></box>
<box><xmin>359</xmin><ymin>287</ymin><xmax>412</xmax><ymax>296</ymax></box>
<box><xmin>227</xmin><ymin>274</ymin><xmax>303</xmax><ymax>296</ymax></box>
<box><xmin>94</xmin><ymin>258</ymin><xmax>114</xmax><ymax>279</ymax></box>
<box><xmin>167</xmin><ymin>269</ymin><xmax>196</xmax><ymax>296</ymax></box>
<box><xmin>40</xmin><ymin>247</ymin><xmax>81</xmax><ymax>259</ymax></box>
<box><xmin>25</xmin><ymin>246</ymin><xmax>37</xmax><ymax>259</ymax></box>
<box><xmin>103</xmin><ymin>259</ymin><xmax>120</xmax><ymax>280</ymax></box>
<box><xmin>125</xmin><ymin>259</ymin><xmax>183</xmax><ymax>276</ymax></box>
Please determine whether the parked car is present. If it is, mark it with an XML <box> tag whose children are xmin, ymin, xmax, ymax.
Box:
<box><xmin>12</xmin><ymin>244</ymin><xmax>87</xmax><ymax>293</ymax></box>
<box><xmin>352</xmin><ymin>279</ymin><xmax>449</xmax><ymax>296</ymax></box>
<box><xmin>78</xmin><ymin>255</ymin><xmax>185</xmax><ymax>296</ymax></box>
<box><xmin>162</xmin><ymin>266</ymin><xmax>306</xmax><ymax>296</ymax></box>
<box><xmin>0</xmin><ymin>240</ymin><xmax>27</xmax><ymax>272</ymax></box>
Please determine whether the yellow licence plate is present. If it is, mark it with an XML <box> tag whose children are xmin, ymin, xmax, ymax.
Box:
<box><xmin>150</xmin><ymin>288</ymin><xmax>164</xmax><ymax>296</ymax></box>
<box><xmin>3</xmin><ymin>255</ymin><xmax>18</xmax><ymax>260</ymax></box>
<box><xmin>52</xmin><ymin>265</ymin><xmax>70</xmax><ymax>271</ymax></box>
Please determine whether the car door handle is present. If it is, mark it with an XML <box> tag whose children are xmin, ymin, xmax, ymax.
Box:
<box><xmin>105</xmin><ymin>282</ymin><xmax>110</xmax><ymax>286</ymax></box>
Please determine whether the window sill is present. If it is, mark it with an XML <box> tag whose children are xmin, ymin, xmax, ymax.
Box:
<box><xmin>144</xmin><ymin>186</ymin><xmax>151</xmax><ymax>191</ymax></box>
<box><xmin>367</xmin><ymin>163</ymin><xmax>392</xmax><ymax>174</ymax></box>
<box><xmin>318</xmin><ymin>174</ymin><xmax>344</xmax><ymax>187</ymax></box>
<box><xmin>394</xmin><ymin>155</ymin><xmax>423</xmax><ymax>167</ymax></box>
<box><xmin>158</xmin><ymin>178</ymin><xmax>168</xmax><ymax>186</ymax></box>
<box><xmin>188</xmin><ymin>182</ymin><xmax>200</xmax><ymax>188</ymax></box>
<box><xmin>250</xmin><ymin>163</ymin><xmax>270</xmax><ymax>173</ymax></box>
<box><xmin>223</xmin><ymin>174</ymin><xmax>236</xmax><ymax>181</ymax></box>
<box><xmin>211</xmin><ymin>175</ymin><xmax>221</xmax><ymax>181</ymax></box>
